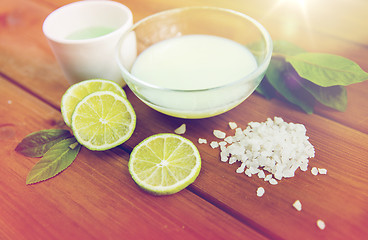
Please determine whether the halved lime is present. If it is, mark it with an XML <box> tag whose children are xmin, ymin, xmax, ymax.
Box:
<box><xmin>129</xmin><ymin>133</ymin><xmax>201</xmax><ymax>195</ymax></box>
<box><xmin>61</xmin><ymin>79</ymin><xmax>126</xmax><ymax>127</ymax></box>
<box><xmin>71</xmin><ymin>91</ymin><xmax>135</xmax><ymax>151</ymax></box>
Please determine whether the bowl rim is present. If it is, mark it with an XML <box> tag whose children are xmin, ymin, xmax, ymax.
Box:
<box><xmin>116</xmin><ymin>6</ymin><xmax>273</xmax><ymax>93</ymax></box>
<box><xmin>43</xmin><ymin>0</ymin><xmax>133</xmax><ymax>45</ymax></box>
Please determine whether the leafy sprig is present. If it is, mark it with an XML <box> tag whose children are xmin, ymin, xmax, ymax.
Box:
<box><xmin>256</xmin><ymin>41</ymin><xmax>368</xmax><ymax>113</ymax></box>
<box><xmin>15</xmin><ymin>129</ymin><xmax>81</xmax><ymax>184</ymax></box>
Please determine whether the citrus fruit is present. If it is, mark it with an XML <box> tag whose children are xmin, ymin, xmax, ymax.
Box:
<box><xmin>71</xmin><ymin>91</ymin><xmax>135</xmax><ymax>151</ymax></box>
<box><xmin>128</xmin><ymin>133</ymin><xmax>201</xmax><ymax>195</ymax></box>
<box><xmin>61</xmin><ymin>79</ymin><xmax>126</xmax><ymax>127</ymax></box>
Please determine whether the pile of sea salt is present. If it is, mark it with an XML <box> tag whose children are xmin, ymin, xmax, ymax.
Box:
<box><xmin>212</xmin><ymin>117</ymin><xmax>315</xmax><ymax>185</ymax></box>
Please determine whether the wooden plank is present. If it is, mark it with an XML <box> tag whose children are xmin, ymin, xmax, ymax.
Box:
<box><xmin>121</xmin><ymin>88</ymin><xmax>368</xmax><ymax>239</ymax></box>
<box><xmin>0</xmin><ymin>0</ymin><xmax>68</xmax><ymax>108</ymax></box>
<box><xmin>34</xmin><ymin>0</ymin><xmax>368</xmax><ymax>47</ymax></box>
<box><xmin>1</xmin><ymin>0</ymin><xmax>368</xmax><ymax>239</ymax></box>
<box><xmin>1</xmin><ymin>0</ymin><xmax>367</xmax><ymax>134</ymax></box>
<box><xmin>0</xmin><ymin>77</ymin><xmax>268</xmax><ymax>239</ymax></box>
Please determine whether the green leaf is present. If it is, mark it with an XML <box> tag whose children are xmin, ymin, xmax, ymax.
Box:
<box><xmin>300</xmin><ymin>80</ymin><xmax>347</xmax><ymax>112</ymax></box>
<box><xmin>15</xmin><ymin>129</ymin><xmax>72</xmax><ymax>157</ymax></box>
<box><xmin>286</xmin><ymin>53</ymin><xmax>368</xmax><ymax>87</ymax></box>
<box><xmin>265</xmin><ymin>58</ymin><xmax>315</xmax><ymax>114</ymax></box>
<box><xmin>26</xmin><ymin>137</ymin><xmax>81</xmax><ymax>185</ymax></box>
<box><xmin>256</xmin><ymin>77</ymin><xmax>277</xmax><ymax>99</ymax></box>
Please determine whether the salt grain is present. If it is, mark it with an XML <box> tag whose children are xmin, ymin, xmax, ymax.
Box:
<box><xmin>311</xmin><ymin>167</ymin><xmax>318</xmax><ymax>176</ymax></box>
<box><xmin>244</xmin><ymin>168</ymin><xmax>252</xmax><ymax>177</ymax></box>
<box><xmin>229</xmin><ymin>122</ymin><xmax>237</xmax><ymax>130</ymax></box>
<box><xmin>292</xmin><ymin>200</ymin><xmax>302</xmax><ymax>211</ymax></box>
<box><xmin>264</xmin><ymin>174</ymin><xmax>272</xmax><ymax>182</ymax></box>
<box><xmin>316</xmin><ymin>219</ymin><xmax>326</xmax><ymax>230</ymax></box>
<box><xmin>258</xmin><ymin>170</ymin><xmax>266</xmax><ymax>179</ymax></box>
<box><xmin>300</xmin><ymin>162</ymin><xmax>308</xmax><ymax>172</ymax></box>
<box><xmin>236</xmin><ymin>162</ymin><xmax>246</xmax><ymax>173</ymax></box>
<box><xmin>269</xmin><ymin>178</ymin><xmax>278</xmax><ymax>185</ymax></box>
<box><xmin>220</xmin><ymin>152</ymin><xmax>228</xmax><ymax>162</ymax></box>
<box><xmin>224</xmin><ymin>136</ymin><xmax>234</xmax><ymax>144</ymax></box>
<box><xmin>213</xmin><ymin>130</ymin><xmax>226</xmax><ymax>139</ymax></box>
<box><xmin>198</xmin><ymin>138</ymin><xmax>207</xmax><ymax>144</ymax></box>
<box><xmin>210</xmin><ymin>141</ymin><xmax>219</xmax><ymax>149</ymax></box>
<box><xmin>318</xmin><ymin>168</ymin><xmax>327</xmax><ymax>175</ymax></box>
<box><xmin>256</xmin><ymin>187</ymin><xmax>265</xmax><ymax>197</ymax></box>
<box><xmin>216</xmin><ymin>117</ymin><xmax>315</xmax><ymax>183</ymax></box>
<box><xmin>229</xmin><ymin>156</ymin><xmax>237</xmax><ymax>164</ymax></box>
<box><xmin>174</xmin><ymin>124</ymin><xmax>186</xmax><ymax>134</ymax></box>
<box><xmin>218</xmin><ymin>141</ymin><xmax>227</xmax><ymax>147</ymax></box>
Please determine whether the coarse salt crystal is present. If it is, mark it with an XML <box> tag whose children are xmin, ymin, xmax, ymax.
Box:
<box><xmin>234</xmin><ymin>127</ymin><xmax>243</xmax><ymax>137</ymax></box>
<box><xmin>236</xmin><ymin>162</ymin><xmax>246</xmax><ymax>173</ymax></box>
<box><xmin>244</xmin><ymin>168</ymin><xmax>252</xmax><ymax>177</ymax></box>
<box><xmin>264</xmin><ymin>174</ymin><xmax>272</xmax><ymax>181</ymax></box>
<box><xmin>210</xmin><ymin>141</ymin><xmax>219</xmax><ymax>149</ymax></box>
<box><xmin>218</xmin><ymin>141</ymin><xmax>227</xmax><ymax>147</ymax></box>
<box><xmin>300</xmin><ymin>162</ymin><xmax>308</xmax><ymax>172</ymax></box>
<box><xmin>256</xmin><ymin>187</ymin><xmax>265</xmax><ymax>197</ymax></box>
<box><xmin>224</xmin><ymin>136</ymin><xmax>234</xmax><ymax>144</ymax></box>
<box><xmin>311</xmin><ymin>167</ymin><xmax>318</xmax><ymax>176</ymax></box>
<box><xmin>229</xmin><ymin>156</ymin><xmax>237</xmax><ymax>164</ymax></box>
<box><xmin>229</xmin><ymin>122</ymin><xmax>237</xmax><ymax>130</ymax></box>
<box><xmin>249</xmin><ymin>167</ymin><xmax>259</xmax><ymax>175</ymax></box>
<box><xmin>318</xmin><ymin>168</ymin><xmax>327</xmax><ymax>175</ymax></box>
<box><xmin>214</xmin><ymin>117</ymin><xmax>315</xmax><ymax>184</ymax></box>
<box><xmin>7</xmin><ymin>100</ymin><xmax>12</xmax><ymax>104</ymax></box>
<box><xmin>274</xmin><ymin>171</ymin><xmax>283</xmax><ymax>180</ymax></box>
<box><xmin>219</xmin><ymin>146</ymin><xmax>227</xmax><ymax>153</ymax></box>
<box><xmin>220</xmin><ymin>152</ymin><xmax>228</xmax><ymax>162</ymax></box>
<box><xmin>316</xmin><ymin>219</ymin><xmax>326</xmax><ymax>230</ymax></box>
<box><xmin>213</xmin><ymin>130</ymin><xmax>226</xmax><ymax>139</ymax></box>
<box><xmin>283</xmin><ymin>170</ymin><xmax>294</xmax><ymax>178</ymax></box>
<box><xmin>258</xmin><ymin>170</ymin><xmax>266</xmax><ymax>179</ymax></box>
<box><xmin>269</xmin><ymin>178</ymin><xmax>278</xmax><ymax>185</ymax></box>
<box><xmin>292</xmin><ymin>200</ymin><xmax>302</xmax><ymax>211</ymax></box>
<box><xmin>174</xmin><ymin>124</ymin><xmax>186</xmax><ymax>134</ymax></box>
<box><xmin>198</xmin><ymin>138</ymin><xmax>207</xmax><ymax>144</ymax></box>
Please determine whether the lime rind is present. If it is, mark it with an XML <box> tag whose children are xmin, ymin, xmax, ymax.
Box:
<box><xmin>61</xmin><ymin>79</ymin><xmax>126</xmax><ymax>127</ymax></box>
<box><xmin>129</xmin><ymin>133</ymin><xmax>201</xmax><ymax>195</ymax></box>
<box><xmin>71</xmin><ymin>91</ymin><xmax>136</xmax><ymax>151</ymax></box>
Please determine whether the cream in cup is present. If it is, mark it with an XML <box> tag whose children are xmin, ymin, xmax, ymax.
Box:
<box><xmin>43</xmin><ymin>0</ymin><xmax>134</xmax><ymax>86</ymax></box>
<box><xmin>117</xmin><ymin>7</ymin><xmax>272</xmax><ymax>119</ymax></box>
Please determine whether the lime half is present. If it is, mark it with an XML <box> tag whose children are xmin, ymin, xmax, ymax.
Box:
<box><xmin>129</xmin><ymin>133</ymin><xmax>201</xmax><ymax>195</ymax></box>
<box><xmin>61</xmin><ymin>79</ymin><xmax>126</xmax><ymax>127</ymax></box>
<box><xmin>71</xmin><ymin>91</ymin><xmax>135</xmax><ymax>151</ymax></box>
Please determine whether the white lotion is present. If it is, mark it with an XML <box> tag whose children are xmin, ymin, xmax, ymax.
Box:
<box><xmin>130</xmin><ymin>34</ymin><xmax>258</xmax><ymax>118</ymax></box>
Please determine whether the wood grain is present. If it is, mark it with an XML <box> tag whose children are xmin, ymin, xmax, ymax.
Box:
<box><xmin>0</xmin><ymin>77</ymin><xmax>267</xmax><ymax>239</ymax></box>
<box><xmin>2</xmin><ymin>0</ymin><xmax>368</xmax><ymax>133</ymax></box>
<box><xmin>122</xmin><ymin>88</ymin><xmax>368</xmax><ymax>239</ymax></box>
<box><xmin>1</xmin><ymin>0</ymin><xmax>368</xmax><ymax>239</ymax></box>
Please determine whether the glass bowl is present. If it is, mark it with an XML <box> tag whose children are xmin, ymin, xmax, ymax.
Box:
<box><xmin>116</xmin><ymin>7</ymin><xmax>272</xmax><ymax>119</ymax></box>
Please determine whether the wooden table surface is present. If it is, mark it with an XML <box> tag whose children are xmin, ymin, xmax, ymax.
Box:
<box><xmin>1</xmin><ymin>0</ymin><xmax>368</xmax><ymax>239</ymax></box>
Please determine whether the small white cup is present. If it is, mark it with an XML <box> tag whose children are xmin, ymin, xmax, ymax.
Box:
<box><xmin>43</xmin><ymin>0</ymin><xmax>133</xmax><ymax>86</ymax></box>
